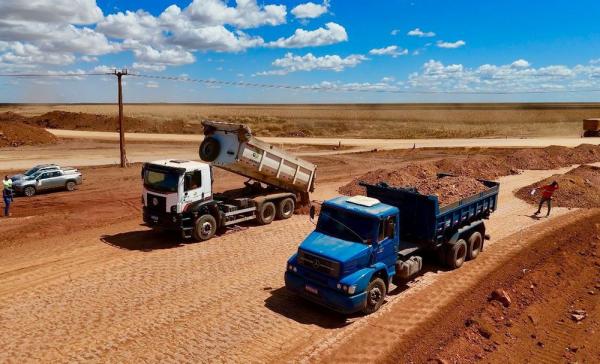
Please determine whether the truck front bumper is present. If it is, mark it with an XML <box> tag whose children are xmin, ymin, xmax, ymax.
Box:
<box><xmin>143</xmin><ymin>207</ymin><xmax>186</xmax><ymax>231</ymax></box>
<box><xmin>285</xmin><ymin>271</ymin><xmax>367</xmax><ymax>315</ymax></box>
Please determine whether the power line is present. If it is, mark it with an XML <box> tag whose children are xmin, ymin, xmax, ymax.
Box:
<box><xmin>128</xmin><ymin>72</ymin><xmax>600</xmax><ymax>95</ymax></box>
<box><xmin>2</xmin><ymin>71</ymin><xmax>600</xmax><ymax>95</ymax></box>
<box><xmin>0</xmin><ymin>73</ymin><xmax>107</xmax><ymax>77</ymax></box>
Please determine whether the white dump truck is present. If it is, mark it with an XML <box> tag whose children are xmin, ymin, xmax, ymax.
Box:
<box><xmin>142</xmin><ymin>121</ymin><xmax>317</xmax><ymax>241</ymax></box>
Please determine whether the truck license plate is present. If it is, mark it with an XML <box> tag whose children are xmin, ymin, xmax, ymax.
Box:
<box><xmin>151</xmin><ymin>215</ymin><xmax>158</xmax><ymax>222</ymax></box>
<box><xmin>305</xmin><ymin>285</ymin><xmax>318</xmax><ymax>295</ymax></box>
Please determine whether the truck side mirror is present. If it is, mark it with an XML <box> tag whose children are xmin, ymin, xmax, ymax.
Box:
<box><xmin>309</xmin><ymin>205</ymin><xmax>316</xmax><ymax>220</ymax></box>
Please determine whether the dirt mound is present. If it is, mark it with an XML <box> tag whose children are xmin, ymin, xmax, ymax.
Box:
<box><xmin>515</xmin><ymin>165</ymin><xmax>600</xmax><ymax>208</ymax></box>
<box><xmin>4</xmin><ymin>111</ymin><xmax>201</xmax><ymax>134</ymax></box>
<box><xmin>340</xmin><ymin>144</ymin><xmax>600</xmax><ymax>197</ymax></box>
<box><xmin>0</xmin><ymin>112</ymin><xmax>58</xmax><ymax>147</ymax></box>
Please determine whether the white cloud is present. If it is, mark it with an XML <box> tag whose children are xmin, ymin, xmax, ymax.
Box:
<box><xmin>0</xmin><ymin>0</ymin><xmax>103</xmax><ymax>24</ymax></box>
<box><xmin>407</xmin><ymin>59</ymin><xmax>600</xmax><ymax>92</ymax></box>
<box><xmin>436</xmin><ymin>40</ymin><xmax>466</xmax><ymax>49</ymax></box>
<box><xmin>407</xmin><ymin>28</ymin><xmax>436</xmax><ymax>37</ymax></box>
<box><xmin>145</xmin><ymin>81</ymin><xmax>159</xmax><ymax>88</ymax></box>
<box><xmin>256</xmin><ymin>52</ymin><xmax>367</xmax><ymax>75</ymax></box>
<box><xmin>369</xmin><ymin>45</ymin><xmax>408</xmax><ymax>58</ymax></box>
<box><xmin>132</xmin><ymin>62</ymin><xmax>167</xmax><ymax>72</ymax></box>
<box><xmin>511</xmin><ymin>59</ymin><xmax>530</xmax><ymax>68</ymax></box>
<box><xmin>81</xmin><ymin>55</ymin><xmax>98</xmax><ymax>62</ymax></box>
<box><xmin>391</xmin><ymin>29</ymin><xmax>401</xmax><ymax>36</ymax></box>
<box><xmin>291</xmin><ymin>1</ymin><xmax>330</xmax><ymax>19</ymax></box>
<box><xmin>96</xmin><ymin>10</ymin><xmax>163</xmax><ymax>44</ymax></box>
<box><xmin>305</xmin><ymin>79</ymin><xmax>401</xmax><ymax>92</ymax></box>
<box><xmin>185</xmin><ymin>0</ymin><xmax>286</xmax><ymax>29</ymax></box>
<box><xmin>267</xmin><ymin>22</ymin><xmax>347</xmax><ymax>48</ymax></box>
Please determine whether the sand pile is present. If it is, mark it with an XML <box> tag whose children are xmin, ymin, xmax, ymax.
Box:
<box><xmin>0</xmin><ymin>112</ymin><xmax>58</xmax><ymax>147</ymax></box>
<box><xmin>515</xmin><ymin>165</ymin><xmax>600</xmax><ymax>208</ymax></box>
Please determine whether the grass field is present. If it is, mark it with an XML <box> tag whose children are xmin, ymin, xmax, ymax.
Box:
<box><xmin>2</xmin><ymin>103</ymin><xmax>599</xmax><ymax>138</ymax></box>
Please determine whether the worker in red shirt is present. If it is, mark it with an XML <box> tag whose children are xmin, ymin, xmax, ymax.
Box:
<box><xmin>533</xmin><ymin>181</ymin><xmax>559</xmax><ymax>217</ymax></box>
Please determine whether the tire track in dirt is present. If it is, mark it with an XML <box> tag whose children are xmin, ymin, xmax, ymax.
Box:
<box><xmin>289</xmin><ymin>165</ymin><xmax>594</xmax><ymax>363</ymax></box>
<box><xmin>0</xmin><ymin>164</ymin><xmax>595</xmax><ymax>363</ymax></box>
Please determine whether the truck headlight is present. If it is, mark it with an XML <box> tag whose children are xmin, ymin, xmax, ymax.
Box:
<box><xmin>337</xmin><ymin>283</ymin><xmax>341</xmax><ymax>289</ymax></box>
<box><xmin>348</xmin><ymin>285</ymin><xmax>357</xmax><ymax>294</ymax></box>
<box><xmin>287</xmin><ymin>264</ymin><xmax>297</xmax><ymax>272</ymax></box>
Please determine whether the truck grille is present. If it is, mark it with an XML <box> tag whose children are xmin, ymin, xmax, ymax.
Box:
<box><xmin>298</xmin><ymin>250</ymin><xmax>340</xmax><ymax>278</ymax></box>
<box><xmin>146</xmin><ymin>193</ymin><xmax>167</xmax><ymax>213</ymax></box>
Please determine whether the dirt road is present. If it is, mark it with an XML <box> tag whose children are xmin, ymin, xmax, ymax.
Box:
<box><xmin>0</xmin><ymin>152</ymin><xmax>593</xmax><ymax>362</ymax></box>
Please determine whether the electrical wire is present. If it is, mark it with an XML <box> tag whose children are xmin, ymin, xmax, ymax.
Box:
<box><xmin>1</xmin><ymin>71</ymin><xmax>600</xmax><ymax>95</ymax></box>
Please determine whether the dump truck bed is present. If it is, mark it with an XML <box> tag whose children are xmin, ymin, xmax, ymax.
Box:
<box><xmin>583</xmin><ymin>118</ymin><xmax>600</xmax><ymax>131</ymax></box>
<box><xmin>200</xmin><ymin>121</ymin><xmax>316</xmax><ymax>194</ymax></box>
<box><xmin>361</xmin><ymin>174</ymin><xmax>499</xmax><ymax>244</ymax></box>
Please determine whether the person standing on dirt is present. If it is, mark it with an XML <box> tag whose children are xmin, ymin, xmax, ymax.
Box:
<box><xmin>533</xmin><ymin>181</ymin><xmax>559</xmax><ymax>217</ymax></box>
<box><xmin>3</xmin><ymin>175</ymin><xmax>14</xmax><ymax>217</ymax></box>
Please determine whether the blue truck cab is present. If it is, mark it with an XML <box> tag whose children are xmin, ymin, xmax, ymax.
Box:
<box><xmin>285</xmin><ymin>175</ymin><xmax>499</xmax><ymax>315</ymax></box>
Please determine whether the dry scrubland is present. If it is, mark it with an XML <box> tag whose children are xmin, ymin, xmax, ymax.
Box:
<box><xmin>2</xmin><ymin>103</ymin><xmax>599</xmax><ymax>138</ymax></box>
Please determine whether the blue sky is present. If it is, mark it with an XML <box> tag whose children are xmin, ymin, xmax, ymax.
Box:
<box><xmin>1</xmin><ymin>0</ymin><xmax>600</xmax><ymax>103</ymax></box>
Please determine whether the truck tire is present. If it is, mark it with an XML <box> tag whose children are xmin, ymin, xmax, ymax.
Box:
<box><xmin>257</xmin><ymin>202</ymin><xmax>276</xmax><ymax>225</ymax></box>
<box><xmin>276</xmin><ymin>198</ymin><xmax>295</xmax><ymax>220</ymax></box>
<box><xmin>362</xmin><ymin>278</ymin><xmax>386</xmax><ymax>315</ymax></box>
<box><xmin>446</xmin><ymin>239</ymin><xmax>467</xmax><ymax>269</ymax></box>
<box><xmin>66</xmin><ymin>181</ymin><xmax>76</xmax><ymax>191</ymax></box>
<box><xmin>192</xmin><ymin>214</ymin><xmax>217</xmax><ymax>241</ymax></box>
<box><xmin>199</xmin><ymin>137</ymin><xmax>221</xmax><ymax>162</ymax></box>
<box><xmin>24</xmin><ymin>186</ymin><xmax>36</xmax><ymax>197</ymax></box>
<box><xmin>467</xmin><ymin>232</ymin><xmax>483</xmax><ymax>260</ymax></box>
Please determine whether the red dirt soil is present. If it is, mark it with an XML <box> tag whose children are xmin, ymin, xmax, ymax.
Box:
<box><xmin>4</xmin><ymin>111</ymin><xmax>201</xmax><ymax>134</ymax></box>
<box><xmin>392</xmin><ymin>209</ymin><xmax>600</xmax><ymax>364</ymax></box>
<box><xmin>516</xmin><ymin>164</ymin><xmax>600</xmax><ymax>208</ymax></box>
<box><xmin>340</xmin><ymin>144</ymin><xmax>600</xmax><ymax>197</ymax></box>
<box><xmin>0</xmin><ymin>112</ymin><xmax>57</xmax><ymax>147</ymax></box>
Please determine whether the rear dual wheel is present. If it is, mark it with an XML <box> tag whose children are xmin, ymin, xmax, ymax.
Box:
<box><xmin>276</xmin><ymin>198</ymin><xmax>295</xmax><ymax>220</ymax></box>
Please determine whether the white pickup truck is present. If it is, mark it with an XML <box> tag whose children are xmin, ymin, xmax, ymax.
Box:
<box><xmin>142</xmin><ymin>121</ymin><xmax>317</xmax><ymax>241</ymax></box>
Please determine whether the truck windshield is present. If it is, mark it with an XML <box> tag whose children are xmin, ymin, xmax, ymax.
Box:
<box><xmin>316</xmin><ymin>207</ymin><xmax>374</xmax><ymax>244</ymax></box>
<box><xmin>144</xmin><ymin>168</ymin><xmax>179</xmax><ymax>193</ymax></box>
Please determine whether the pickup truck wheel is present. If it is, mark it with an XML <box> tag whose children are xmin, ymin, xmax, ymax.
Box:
<box><xmin>467</xmin><ymin>232</ymin><xmax>483</xmax><ymax>260</ymax></box>
<box><xmin>362</xmin><ymin>278</ymin><xmax>386</xmax><ymax>315</ymax></box>
<box><xmin>66</xmin><ymin>181</ymin><xmax>76</xmax><ymax>191</ymax></box>
<box><xmin>446</xmin><ymin>239</ymin><xmax>467</xmax><ymax>269</ymax></box>
<box><xmin>276</xmin><ymin>198</ymin><xmax>295</xmax><ymax>220</ymax></box>
<box><xmin>24</xmin><ymin>186</ymin><xmax>36</xmax><ymax>197</ymax></box>
<box><xmin>199</xmin><ymin>137</ymin><xmax>221</xmax><ymax>162</ymax></box>
<box><xmin>257</xmin><ymin>202</ymin><xmax>276</xmax><ymax>225</ymax></box>
<box><xmin>192</xmin><ymin>214</ymin><xmax>217</xmax><ymax>241</ymax></box>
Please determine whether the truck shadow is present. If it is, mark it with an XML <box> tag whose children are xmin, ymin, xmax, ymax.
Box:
<box><xmin>264</xmin><ymin>287</ymin><xmax>354</xmax><ymax>329</ymax></box>
<box><xmin>100</xmin><ymin>228</ymin><xmax>185</xmax><ymax>251</ymax></box>
<box><xmin>387</xmin><ymin>256</ymin><xmax>449</xmax><ymax>296</ymax></box>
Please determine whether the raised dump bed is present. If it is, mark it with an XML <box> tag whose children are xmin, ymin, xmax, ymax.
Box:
<box><xmin>583</xmin><ymin>118</ymin><xmax>600</xmax><ymax>137</ymax></box>
<box><xmin>199</xmin><ymin>120</ymin><xmax>316</xmax><ymax>194</ymax></box>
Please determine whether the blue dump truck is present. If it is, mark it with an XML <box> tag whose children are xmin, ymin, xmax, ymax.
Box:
<box><xmin>285</xmin><ymin>174</ymin><xmax>499</xmax><ymax>314</ymax></box>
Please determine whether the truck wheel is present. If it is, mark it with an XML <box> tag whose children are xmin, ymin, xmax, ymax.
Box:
<box><xmin>192</xmin><ymin>214</ymin><xmax>217</xmax><ymax>241</ymax></box>
<box><xmin>446</xmin><ymin>239</ymin><xmax>468</xmax><ymax>269</ymax></box>
<box><xmin>66</xmin><ymin>181</ymin><xmax>76</xmax><ymax>191</ymax></box>
<box><xmin>362</xmin><ymin>278</ymin><xmax>386</xmax><ymax>315</ymax></box>
<box><xmin>467</xmin><ymin>232</ymin><xmax>483</xmax><ymax>260</ymax></box>
<box><xmin>24</xmin><ymin>186</ymin><xmax>36</xmax><ymax>197</ymax></box>
<box><xmin>276</xmin><ymin>198</ymin><xmax>295</xmax><ymax>220</ymax></box>
<box><xmin>257</xmin><ymin>202</ymin><xmax>276</xmax><ymax>225</ymax></box>
<box><xmin>199</xmin><ymin>137</ymin><xmax>221</xmax><ymax>162</ymax></box>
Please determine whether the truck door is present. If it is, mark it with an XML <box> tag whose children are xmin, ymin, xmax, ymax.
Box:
<box><xmin>374</xmin><ymin>216</ymin><xmax>398</xmax><ymax>271</ymax></box>
<box><xmin>183</xmin><ymin>170</ymin><xmax>206</xmax><ymax>204</ymax></box>
<box><xmin>36</xmin><ymin>172</ymin><xmax>55</xmax><ymax>190</ymax></box>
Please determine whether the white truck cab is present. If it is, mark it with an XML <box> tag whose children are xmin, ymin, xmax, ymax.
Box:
<box><xmin>142</xmin><ymin>159</ymin><xmax>212</xmax><ymax>215</ymax></box>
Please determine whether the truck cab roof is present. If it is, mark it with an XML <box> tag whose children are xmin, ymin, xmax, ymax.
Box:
<box><xmin>323</xmin><ymin>195</ymin><xmax>398</xmax><ymax>219</ymax></box>
<box><xmin>147</xmin><ymin>159</ymin><xmax>209</xmax><ymax>172</ymax></box>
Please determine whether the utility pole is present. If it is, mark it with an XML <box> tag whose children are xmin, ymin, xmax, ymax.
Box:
<box><xmin>113</xmin><ymin>69</ymin><xmax>128</xmax><ymax>167</ymax></box>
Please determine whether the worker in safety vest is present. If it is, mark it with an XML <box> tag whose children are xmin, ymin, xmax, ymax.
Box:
<box><xmin>3</xmin><ymin>175</ymin><xmax>13</xmax><ymax>217</ymax></box>
<box><xmin>533</xmin><ymin>181</ymin><xmax>559</xmax><ymax>217</ymax></box>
